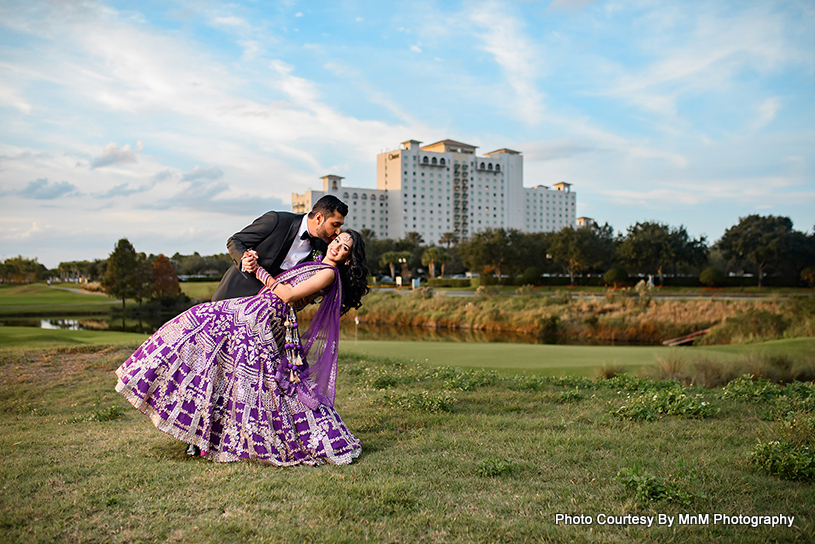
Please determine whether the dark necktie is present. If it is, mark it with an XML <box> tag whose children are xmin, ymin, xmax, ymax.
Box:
<box><xmin>300</xmin><ymin>230</ymin><xmax>315</xmax><ymax>242</ymax></box>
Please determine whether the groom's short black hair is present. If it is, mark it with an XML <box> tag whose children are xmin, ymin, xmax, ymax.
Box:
<box><xmin>310</xmin><ymin>195</ymin><xmax>348</xmax><ymax>218</ymax></box>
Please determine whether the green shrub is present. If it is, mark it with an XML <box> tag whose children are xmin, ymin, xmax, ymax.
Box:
<box><xmin>521</xmin><ymin>266</ymin><xmax>542</xmax><ymax>286</ymax></box>
<box><xmin>379</xmin><ymin>390</ymin><xmax>458</xmax><ymax>412</ymax></box>
<box><xmin>720</xmin><ymin>375</ymin><xmax>784</xmax><ymax>402</ymax></box>
<box><xmin>443</xmin><ymin>369</ymin><xmax>499</xmax><ymax>391</ymax></box>
<box><xmin>700</xmin><ymin>267</ymin><xmax>726</xmax><ymax>287</ymax></box>
<box><xmin>603</xmin><ymin>267</ymin><xmax>629</xmax><ymax>287</ymax></box>
<box><xmin>749</xmin><ymin>440</ymin><xmax>815</xmax><ymax>482</ymax></box>
<box><xmin>548</xmin><ymin>388</ymin><xmax>584</xmax><ymax>404</ymax></box>
<box><xmin>476</xmin><ymin>458</ymin><xmax>517</xmax><ymax>477</ymax></box>
<box><xmin>609</xmin><ymin>389</ymin><xmax>719</xmax><ymax>421</ymax></box>
<box><xmin>777</xmin><ymin>412</ymin><xmax>815</xmax><ymax>447</ymax></box>
<box><xmin>615</xmin><ymin>464</ymin><xmax>699</xmax><ymax>506</ymax></box>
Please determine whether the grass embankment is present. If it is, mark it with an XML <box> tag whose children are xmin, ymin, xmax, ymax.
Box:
<box><xmin>347</xmin><ymin>290</ymin><xmax>815</xmax><ymax>345</ymax></box>
<box><xmin>0</xmin><ymin>284</ymin><xmax>119</xmax><ymax>316</ymax></box>
<box><xmin>1</xmin><ymin>343</ymin><xmax>813</xmax><ymax>543</ymax></box>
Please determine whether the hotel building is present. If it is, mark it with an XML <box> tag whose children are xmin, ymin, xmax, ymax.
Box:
<box><xmin>292</xmin><ymin>139</ymin><xmax>577</xmax><ymax>244</ymax></box>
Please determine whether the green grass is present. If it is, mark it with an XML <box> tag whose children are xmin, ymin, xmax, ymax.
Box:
<box><xmin>179</xmin><ymin>281</ymin><xmax>219</xmax><ymax>300</ymax></box>
<box><xmin>0</xmin><ymin>344</ymin><xmax>812</xmax><ymax>543</ymax></box>
<box><xmin>344</xmin><ymin>337</ymin><xmax>815</xmax><ymax>377</ymax></box>
<box><xmin>0</xmin><ymin>284</ymin><xmax>120</xmax><ymax>316</ymax></box>
<box><xmin>0</xmin><ymin>326</ymin><xmax>147</xmax><ymax>348</ymax></box>
<box><xmin>2</xmin><ymin>325</ymin><xmax>813</xmax><ymax>377</ymax></box>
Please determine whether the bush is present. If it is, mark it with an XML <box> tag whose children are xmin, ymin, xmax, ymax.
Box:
<box><xmin>720</xmin><ymin>375</ymin><xmax>784</xmax><ymax>402</ymax></box>
<box><xmin>700</xmin><ymin>267</ymin><xmax>726</xmax><ymax>287</ymax></box>
<box><xmin>609</xmin><ymin>389</ymin><xmax>719</xmax><ymax>421</ymax></box>
<box><xmin>476</xmin><ymin>458</ymin><xmax>517</xmax><ymax>477</ymax></box>
<box><xmin>603</xmin><ymin>267</ymin><xmax>629</xmax><ymax>287</ymax></box>
<box><xmin>750</xmin><ymin>440</ymin><xmax>815</xmax><ymax>482</ymax></box>
<box><xmin>615</xmin><ymin>463</ymin><xmax>701</xmax><ymax>506</ymax></box>
<box><xmin>521</xmin><ymin>266</ymin><xmax>543</xmax><ymax>286</ymax></box>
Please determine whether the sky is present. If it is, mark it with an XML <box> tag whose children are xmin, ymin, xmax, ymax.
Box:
<box><xmin>1</xmin><ymin>0</ymin><xmax>814</xmax><ymax>268</ymax></box>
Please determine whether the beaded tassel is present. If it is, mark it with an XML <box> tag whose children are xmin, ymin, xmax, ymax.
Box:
<box><xmin>283</xmin><ymin>307</ymin><xmax>304</xmax><ymax>384</ymax></box>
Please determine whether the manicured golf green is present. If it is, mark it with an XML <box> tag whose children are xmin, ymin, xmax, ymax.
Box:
<box><xmin>343</xmin><ymin>340</ymin><xmax>708</xmax><ymax>376</ymax></box>
<box><xmin>342</xmin><ymin>337</ymin><xmax>815</xmax><ymax>376</ymax></box>
<box><xmin>0</xmin><ymin>283</ymin><xmax>118</xmax><ymax>315</ymax></box>
<box><xmin>0</xmin><ymin>326</ymin><xmax>147</xmax><ymax>348</ymax></box>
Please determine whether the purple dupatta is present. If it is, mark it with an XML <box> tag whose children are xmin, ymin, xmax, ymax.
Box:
<box><xmin>266</xmin><ymin>258</ymin><xmax>343</xmax><ymax>410</ymax></box>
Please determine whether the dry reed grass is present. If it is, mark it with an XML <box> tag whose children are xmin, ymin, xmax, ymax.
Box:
<box><xmin>336</xmin><ymin>291</ymin><xmax>814</xmax><ymax>346</ymax></box>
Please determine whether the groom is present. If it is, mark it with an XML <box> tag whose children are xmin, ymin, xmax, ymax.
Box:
<box><xmin>211</xmin><ymin>195</ymin><xmax>348</xmax><ymax>302</ymax></box>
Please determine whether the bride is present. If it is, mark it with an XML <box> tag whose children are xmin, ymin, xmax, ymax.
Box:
<box><xmin>116</xmin><ymin>230</ymin><xmax>369</xmax><ymax>466</ymax></box>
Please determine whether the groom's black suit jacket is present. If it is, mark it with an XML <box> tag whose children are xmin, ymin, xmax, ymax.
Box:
<box><xmin>210</xmin><ymin>211</ymin><xmax>328</xmax><ymax>302</ymax></box>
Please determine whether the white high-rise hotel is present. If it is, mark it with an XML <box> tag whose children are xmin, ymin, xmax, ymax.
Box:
<box><xmin>292</xmin><ymin>139</ymin><xmax>577</xmax><ymax>243</ymax></box>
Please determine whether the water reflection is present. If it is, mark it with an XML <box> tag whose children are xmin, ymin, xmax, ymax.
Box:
<box><xmin>2</xmin><ymin>315</ymin><xmax>547</xmax><ymax>344</ymax></box>
<box><xmin>0</xmin><ymin>316</ymin><xmax>160</xmax><ymax>334</ymax></box>
<box><xmin>40</xmin><ymin>319</ymin><xmax>82</xmax><ymax>331</ymax></box>
<box><xmin>1</xmin><ymin>315</ymin><xmax>630</xmax><ymax>345</ymax></box>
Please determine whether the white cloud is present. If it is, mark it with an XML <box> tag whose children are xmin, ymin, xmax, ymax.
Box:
<box><xmin>548</xmin><ymin>0</ymin><xmax>597</xmax><ymax>8</ymax></box>
<box><xmin>17</xmin><ymin>178</ymin><xmax>80</xmax><ymax>199</ymax></box>
<box><xmin>754</xmin><ymin>97</ymin><xmax>781</xmax><ymax>131</ymax></box>
<box><xmin>469</xmin><ymin>2</ymin><xmax>545</xmax><ymax>124</ymax></box>
<box><xmin>0</xmin><ymin>80</ymin><xmax>32</xmax><ymax>114</ymax></box>
<box><xmin>181</xmin><ymin>165</ymin><xmax>224</xmax><ymax>182</ymax></box>
<box><xmin>212</xmin><ymin>16</ymin><xmax>249</xmax><ymax>28</ymax></box>
<box><xmin>411</xmin><ymin>45</ymin><xmax>422</xmax><ymax>53</ymax></box>
<box><xmin>597</xmin><ymin>4</ymin><xmax>812</xmax><ymax>121</ymax></box>
<box><xmin>90</xmin><ymin>142</ymin><xmax>137</xmax><ymax>169</ymax></box>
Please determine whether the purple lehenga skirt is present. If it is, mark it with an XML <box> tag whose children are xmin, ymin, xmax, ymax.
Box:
<box><xmin>115</xmin><ymin>290</ymin><xmax>361</xmax><ymax>465</ymax></box>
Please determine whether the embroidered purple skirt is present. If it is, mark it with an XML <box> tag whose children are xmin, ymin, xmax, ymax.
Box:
<box><xmin>115</xmin><ymin>290</ymin><xmax>360</xmax><ymax>466</ymax></box>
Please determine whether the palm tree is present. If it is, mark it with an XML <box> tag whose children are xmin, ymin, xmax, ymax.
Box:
<box><xmin>439</xmin><ymin>232</ymin><xmax>459</xmax><ymax>248</ymax></box>
<box><xmin>421</xmin><ymin>246</ymin><xmax>450</xmax><ymax>278</ymax></box>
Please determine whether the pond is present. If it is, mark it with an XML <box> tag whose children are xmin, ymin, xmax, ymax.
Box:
<box><xmin>0</xmin><ymin>315</ymin><xmax>648</xmax><ymax>345</ymax></box>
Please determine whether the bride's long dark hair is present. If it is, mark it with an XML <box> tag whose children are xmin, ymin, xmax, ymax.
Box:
<box><xmin>337</xmin><ymin>230</ymin><xmax>369</xmax><ymax>315</ymax></box>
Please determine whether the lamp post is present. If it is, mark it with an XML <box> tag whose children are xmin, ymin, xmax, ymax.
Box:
<box><xmin>398</xmin><ymin>257</ymin><xmax>407</xmax><ymax>280</ymax></box>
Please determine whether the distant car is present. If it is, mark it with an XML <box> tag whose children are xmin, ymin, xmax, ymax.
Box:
<box><xmin>379</xmin><ymin>275</ymin><xmax>393</xmax><ymax>283</ymax></box>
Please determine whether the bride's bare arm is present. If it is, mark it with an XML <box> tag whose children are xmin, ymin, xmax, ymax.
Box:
<box><xmin>255</xmin><ymin>268</ymin><xmax>335</xmax><ymax>304</ymax></box>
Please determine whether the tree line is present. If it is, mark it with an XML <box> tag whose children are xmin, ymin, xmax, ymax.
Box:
<box><xmin>2</xmin><ymin>214</ymin><xmax>813</xmax><ymax>293</ymax></box>
<box><xmin>361</xmin><ymin>214</ymin><xmax>815</xmax><ymax>287</ymax></box>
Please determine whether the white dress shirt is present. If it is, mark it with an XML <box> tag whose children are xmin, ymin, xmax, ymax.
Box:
<box><xmin>280</xmin><ymin>214</ymin><xmax>313</xmax><ymax>270</ymax></box>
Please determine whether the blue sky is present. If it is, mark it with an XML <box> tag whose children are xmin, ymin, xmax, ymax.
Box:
<box><xmin>1</xmin><ymin>0</ymin><xmax>813</xmax><ymax>268</ymax></box>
